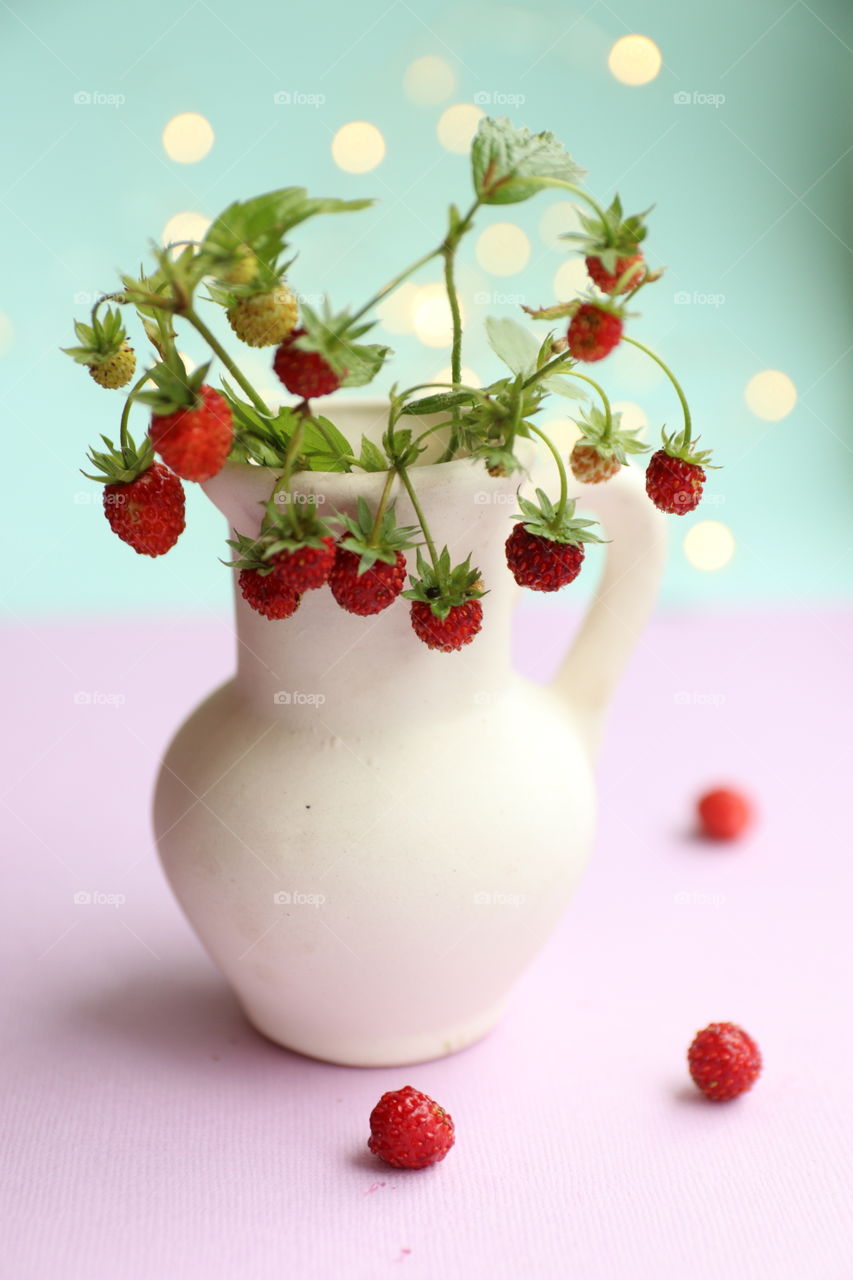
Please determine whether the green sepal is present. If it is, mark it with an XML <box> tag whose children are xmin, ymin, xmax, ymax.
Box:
<box><xmin>402</xmin><ymin>548</ymin><xmax>485</xmax><ymax>620</ymax></box>
<box><xmin>135</xmin><ymin>356</ymin><xmax>211</xmax><ymax>415</ymax></box>
<box><xmin>225</xmin><ymin>493</ymin><xmax>335</xmax><ymax>571</ymax></box>
<box><xmin>334</xmin><ymin>495</ymin><xmax>420</xmax><ymax>572</ymax></box>
<box><xmin>355</xmin><ymin>435</ymin><xmax>388</xmax><ymax>472</ymax></box>
<box><xmin>62</xmin><ymin>306</ymin><xmax>128</xmax><ymax>365</ymax></box>
<box><xmin>514</xmin><ymin>488</ymin><xmax>604</xmax><ymax>546</ymax></box>
<box><xmin>573</xmin><ymin>405</ymin><xmax>649</xmax><ymax>465</ymax></box>
<box><xmin>659</xmin><ymin>426</ymin><xmax>717</xmax><ymax>468</ymax></box>
<box><xmin>81</xmin><ymin>432</ymin><xmax>155</xmax><ymax>485</ymax></box>
<box><xmin>559</xmin><ymin>193</ymin><xmax>652</xmax><ymax>261</ymax></box>
<box><xmin>471</xmin><ymin>117</ymin><xmax>586</xmax><ymax>205</ymax></box>
<box><xmin>297</xmin><ymin>299</ymin><xmax>391</xmax><ymax>386</ymax></box>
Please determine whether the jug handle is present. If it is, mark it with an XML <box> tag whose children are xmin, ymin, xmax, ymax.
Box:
<box><xmin>551</xmin><ymin>464</ymin><xmax>668</xmax><ymax>757</ymax></box>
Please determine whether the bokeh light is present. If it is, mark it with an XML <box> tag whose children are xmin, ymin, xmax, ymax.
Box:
<box><xmin>608</xmin><ymin>35</ymin><xmax>662</xmax><ymax>86</ymax></box>
<box><xmin>412</xmin><ymin>283</ymin><xmax>464</xmax><ymax>347</ymax></box>
<box><xmin>744</xmin><ymin>369</ymin><xmax>797</xmax><ymax>421</ymax></box>
<box><xmin>404</xmin><ymin>56</ymin><xmax>456</xmax><ymax>105</ymax></box>
<box><xmin>553</xmin><ymin>258</ymin><xmax>595</xmax><ymax>299</ymax></box>
<box><xmin>161</xmin><ymin>211</ymin><xmax>211</xmax><ymax>253</ymax></box>
<box><xmin>437</xmin><ymin>104</ymin><xmax>484</xmax><ymax>154</ymax></box>
<box><xmin>332</xmin><ymin>121</ymin><xmax>386</xmax><ymax>173</ymax></box>
<box><xmin>611</xmin><ymin>400</ymin><xmax>649</xmax><ymax>437</ymax></box>
<box><xmin>376</xmin><ymin>282</ymin><xmax>419</xmax><ymax>335</ymax></box>
<box><xmin>0</xmin><ymin>312</ymin><xmax>13</xmax><ymax>354</ymax></box>
<box><xmin>683</xmin><ymin>521</ymin><xmax>736</xmax><ymax>571</ymax></box>
<box><xmin>161</xmin><ymin>113</ymin><xmax>214</xmax><ymax>163</ymax></box>
<box><xmin>475</xmin><ymin>223</ymin><xmax>530</xmax><ymax>276</ymax></box>
<box><xmin>539</xmin><ymin>201</ymin><xmax>583</xmax><ymax>250</ymax></box>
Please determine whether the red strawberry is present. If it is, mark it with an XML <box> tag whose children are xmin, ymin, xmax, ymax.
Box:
<box><xmin>697</xmin><ymin>788</ymin><xmax>753</xmax><ymax>841</ymax></box>
<box><xmin>149</xmin><ymin>384</ymin><xmax>233</xmax><ymax>482</ymax></box>
<box><xmin>645</xmin><ymin>449</ymin><xmax>706</xmax><ymax>515</ymax></box>
<box><xmin>368</xmin><ymin>1086</ymin><xmax>455</xmax><ymax>1170</ymax></box>
<box><xmin>505</xmin><ymin>523</ymin><xmax>585</xmax><ymax>591</ymax></box>
<box><xmin>103</xmin><ymin>462</ymin><xmax>185</xmax><ymax>556</ymax></box>
<box><xmin>688</xmin><ymin>1022</ymin><xmax>762</xmax><ymax>1102</ymax></box>
<box><xmin>268</xmin><ymin>537</ymin><xmax>336</xmax><ymax>593</ymax></box>
<box><xmin>586</xmin><ymin>252</ymin><xmax>645</xmax><ymax>295</ymax></box>
<box><xmin>238</xmin><ymin>568</ymin><xmax>301</xmax><ymax>620</ymax></box>
<box><xmin>567</xmin><ymin>303</ymin><xmax>623</xmax><ymax>362</ymax></box>
<box><xmin>410</xmin><ymin>598</ymin><xmax>482</xmax><ymax>652</ymax></box>
<box><xmin>273</xmin><ymin>329</ymin><xmax>343</xmax><ymax>399</ymax></box>
<box><xmin>329</xmin><ymin>546</ymin><xmax>407</xmax><ymax>616</ymax></box>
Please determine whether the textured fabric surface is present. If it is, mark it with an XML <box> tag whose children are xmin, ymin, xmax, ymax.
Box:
<box><xmin>2</xmin><ymin>610</ymin><xmax>851</xmax><ymax>1279</ymax></box>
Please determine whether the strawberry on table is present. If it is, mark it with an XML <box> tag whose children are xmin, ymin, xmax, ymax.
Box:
<box><xmin>688</xmin><ymin>1023</ymin><xmax>762</xmax><ymax>1101</ymax></box>
<box><xmin>368</xmin><ymin>1086</ymin><xmax>455</xmax><ymax>1169</ymax></box>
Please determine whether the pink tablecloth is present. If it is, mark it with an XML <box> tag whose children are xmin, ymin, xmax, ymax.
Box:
<box><xmin>2</xmin><ymin>609</ymin><xmax>851</xmax><ymax>1279</ymax></box>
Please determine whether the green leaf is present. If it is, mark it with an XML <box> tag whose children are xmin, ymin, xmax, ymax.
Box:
<box><xmin>399</xmin><ymin>389</ymin><xmax>477</xmax><ymax>416</ymax></box>
<box><xmin>471</xmin><ymin>117</ymin><xmax>586</xmax><ymax>205</ymax></box>
<box><xmin>300</xmin><ymin>415</ymin><xmax>354</xmax><ymax>472</ymax></box>
<box><xmin>340</xmin><ymin>342</ymin><xmax>391</xmax><ymax>388</ymax></box>
<box><xmin>484</xmin><ymin>316</ymin><xmax>540</xmax><ymax>376</ymax></box>
<box><xmin>203</xmin><ymin>188</ymin><xmax>373</xmax><ymax>269</ymax></box>
<box><xmin>355</xmin><ymin>435</ymin><xmax>388</xmax><ymax>472</ymax></box>
<box><xmin>541</xmin><ymin>375</ymin><xmax>587</xmax><ymax>401</ymax></box>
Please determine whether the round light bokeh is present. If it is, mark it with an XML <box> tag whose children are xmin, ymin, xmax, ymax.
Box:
<box><xmin>539</xmin><ymin>201</ymin><xmax>584</xmax><ymax>250</ymax></box>
<box><xmin>412</xmin><ymin>283</ymin><xmax>464</xmax><ymax>347</ymax></box>
<box><xmin>161</xmin><ymin>211</ymin><xmax>211</xmax><ymax>253</ymax></box>
<box><xmin>610</xmin><ymin>400</ymin><xmax>649</xmax><ymax>437</ymax></box>
<box><xmin>332</xmin><ymin>121</ymin><xmax>386</xmax><ymax>173</ymax></box>
<box><xmin>162</xmin><ymin>112</ymin><xmax>214</xmax><ymax>163</ymax></box>
<box><xmin>553</xmin><ymin>258</ymin><xmax>595</xmax><ymax>299</ymax></box>
<box><xmin>404</xmin><ymin>56</ymin><xmax>456</xmax><ymax>105</ymax></box>
<box><xmin>376</xmin><ymin>282</ymin><xmax>420</xmax><ymax>335</ymax></box>
<box><xmin>683</xmin><ymin>521</ymin><xmax>735</xmax><ymax>572</ymax></box>
<box><xmin>0</xmin><ymin>312</ymin><xmax>13</xmax><ymax>354</ymax></box>
<box><xmin>608</xmin><ymin>35</ymin><xmax>662</xmax><ymax>86</ymax></box>
<box><xmin>744</xmin><ymin>369</ymin><xmax>797</xmax><ymax>421</ymax></box>
<box><xmin>475</xmin><ymin>222</ymin><xmax>530</xmax><ymax>276</ymax></box>
<box><xmin>437</xmin><ymin>103</ymin><xmax>484</xmax><ymax>154</ymax></box>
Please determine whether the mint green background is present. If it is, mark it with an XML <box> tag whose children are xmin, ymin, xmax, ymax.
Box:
<box><xmin>1</xmin><ymin>0</ymin><xmax>850</xmax><ymax>617</ymax></box>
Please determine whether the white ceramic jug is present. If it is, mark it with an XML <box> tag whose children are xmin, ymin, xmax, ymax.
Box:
<box><xmin>154</xmin><ymin>399</ymin><xmax>667</xmax><ymax>1066</ymax></box>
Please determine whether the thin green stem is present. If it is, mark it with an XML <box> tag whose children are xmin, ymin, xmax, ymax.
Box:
<box><xmin>562</xmin><ymin>370</ymin><xmax>613</xmax><ymax>438</ymax></box>
<box><xmin>183</xmin><ymin>307</ymin><xmax>270</xmax><ymax>416</ymax></box>
<box><xmin>119</xmin><ymin>371</ymin><xmax>152</xmax><ymax>458</ymax></box>
<box><xmin>347</xmin><ymin>246</ymin><xmax>442</xmax><ymax>327</ymax></box>
<box><xmin>547</xmin><ymin>181</ymin><xmax>611</xmax><ymax>234</ymax></box>
<box><xmin>368</xmin><ymin>469</ymin><xmax>397</xmax><ymax>545</ymax></box>
<box><xmin>443</xmin><ymin>245</ymin><xmax>463</xmax><ymax>388</ymax></box>
<box><xmin>622</xmin><ymin>335</ymin><xmax>691</xmax><ymax>441</ymax></box>
<box><xmin>395</xmin><ymin>461</ymin><xmax>438</xmax><ymax>571</ymax></box>
<box><xmin>521</xmin><ymin>350</ymin><xmax>572</xmax><ymax>389</ymax></box>
<box><xmin>525</xmin><ymin>421</ymin><xmax>569</xmax><ymax>521</ymax></box>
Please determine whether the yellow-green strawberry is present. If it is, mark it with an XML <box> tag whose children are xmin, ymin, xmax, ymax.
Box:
<box><xmin>227</xmin><ymin>286</ymin><xmax>298</xmax><ymax>347</ymax></box>
<box><xmin>62</xmin><ymin>305</ymin><xmax>136</xmax><ymax>390</ymax></box>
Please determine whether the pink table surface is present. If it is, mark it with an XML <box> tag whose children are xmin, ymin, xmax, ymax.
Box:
<box><xmin>2</xmin><ymin>608</ymin><xmax>852</xmax><ymax>1280</ymax></box>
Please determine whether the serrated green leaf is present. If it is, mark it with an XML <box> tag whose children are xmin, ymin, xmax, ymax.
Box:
<box><xmin>472</xmin><ymin>117</ymin><xmax>586</xmax><ymax>205</ymax></box>
<box><xmin>484</xmin><ymin>316</ymin><xmax>540</xmax><ymax>376</ymax></box>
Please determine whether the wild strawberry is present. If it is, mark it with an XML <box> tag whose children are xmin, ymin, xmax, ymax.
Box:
<box><xmin>227</xmin><ymin>494</ymin><xmax>336</xmax><ymax>605</ymax></box>
<box><xmin>268</xmin><ymin>537</ymin><xmax>336</xmax><ymax>593</ymax></box>
<box><xmin>83</xmin><ymin>434</ymin><xmax>184</xmax><ymax>556</ymax></box>
<box><xmin>63</xmin><ymin>306</ymin><xmax>136</xmax><ymax>389</ymax></box>
<box><xmin>645</xmin><ymin>428</ymin><xmax>713</xmax><ymax>515</ymax></box>
<box><xmin>330</xmin><ymin>548</ymin><xmax>407</xmax><ymax>615</ymax></box>
<box><xmin>404</xmin><ymin>549</ymin><xmax>485</xmax><ymax>652</ymax></box>
<box><xmin>568</xmin><ymin>405</ymin><xmax>648</xmax><ymax>484</ymax></box>
<box><xmin>328</xmin><ymin>496</ymin><xmax>418</xmax><ymax>616</ymax></box>
<box><xmin>238</xmin><ymin>568</ymin><xmax>301</xmax><ymax>620</ymax></box>
<box><xmin>697</xmin><ymin>788</ymin><xmax>753</xmax><ymax>841</ymax></box>
<box><xmin>274</xmin><ymin>328</ymin><xmax>343</xmax><ymax>399</ymax></box>
<box><xmin>218</xmin><ymin>244</ymin><xmax>258</xmax><ymax>287</ymax></box>
<box><xmin>561</xmin><ymin>193</ymin><xmax>652</xmax><ymax>296</ymax></box>
<box><xmin>505</xmin><ymin>489</ymin><xmax>602</xmax><ymax>592</ymax></box>
<box><xmin>688</xmin><ymin>1023</ymin><xmax>762</xmax><ymax>1102</ymax></box>
<box><xmin>368</xmin><ymin>1086</ymin><xmax>455</xmax><ymax>1170</ymax></box>
<box><xmin>585</xmin><ymin>252</ymin><xmax>645</xmax><ymax>295</ymax></box>
<box><xmin>567</xmin><ymin>303</ymin><xmax>623</xmax><ymax>362</ymax></box>
<box><xmin>227</xmin><ymin>285</ymin><xmax>298</xmax><ymax>348</ymax></box>
<box><xmin>149</xmin><ymin>383</ymin><xmax>233</xmax><ymax>483</ymax></box>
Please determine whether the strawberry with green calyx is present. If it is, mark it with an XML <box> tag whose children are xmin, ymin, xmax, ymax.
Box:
<box><xmin>329</xmin><ymin>494</ymin><xmax>420</xmax><ymax>617</ymax></box>
<box><xmin>569</xmin><ymin>404</ymin><xmax>648</xmax><ymax>484</ymax></box>
<box><xmin>82</xmin><ymin>431</ymin><xmax>185</xmax><ymax>557</ymax></box>
<box><xmin>209</xmin><ymin>260</ymin><xmax>299</xmax><ymax>349</ymax></box>
<box><xmin>505</xmin><ymin>487</ymin><xmax>603</xmax><ymax>592</ymax></box>
<box><xmin>560</xmin><ymin>194</ymin><xmax>652</xmax><ymax>296</ymax></box>
<box><xmin>405</xmin><ymin>549</ymin><xmax>485</xmax><ymax>652</ymax></box>
<box><xmin>567</xmin><ymin>301</ymin><xmax>624</xmax><ymax>362</ymax></box>
<box><xmin>140</xmin><ymin>357</ymin><xmax>233</xmax><ymax>483</ymax></box>
<box><xmin>63</xmin><ymin>305</ymin><xmax>136</xmax><ymax>389</ymax></box>
<box><xmin>228</xmin><ymin>495</ymin><xmax>336</xmax><ymax>595</ymax></box>
<box><xmin>645</xmin><ymin>426</ymin><xmax>714</xmax><ymax>515</ymax></box>
<box><xmin>227</xmin><ymin>527</ymin><xmax>303</xmax><ymax>620</ymax></box>
<box><xmin>279</xmin><ymin>300</ymin><xmax>392</xmax><ymax>393</ymax></box>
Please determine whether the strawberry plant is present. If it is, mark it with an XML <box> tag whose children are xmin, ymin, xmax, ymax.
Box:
<box><xmin>68</xmin><ymin>116</ymin><xmax>716</xmax><ymax>652</ymax></box>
